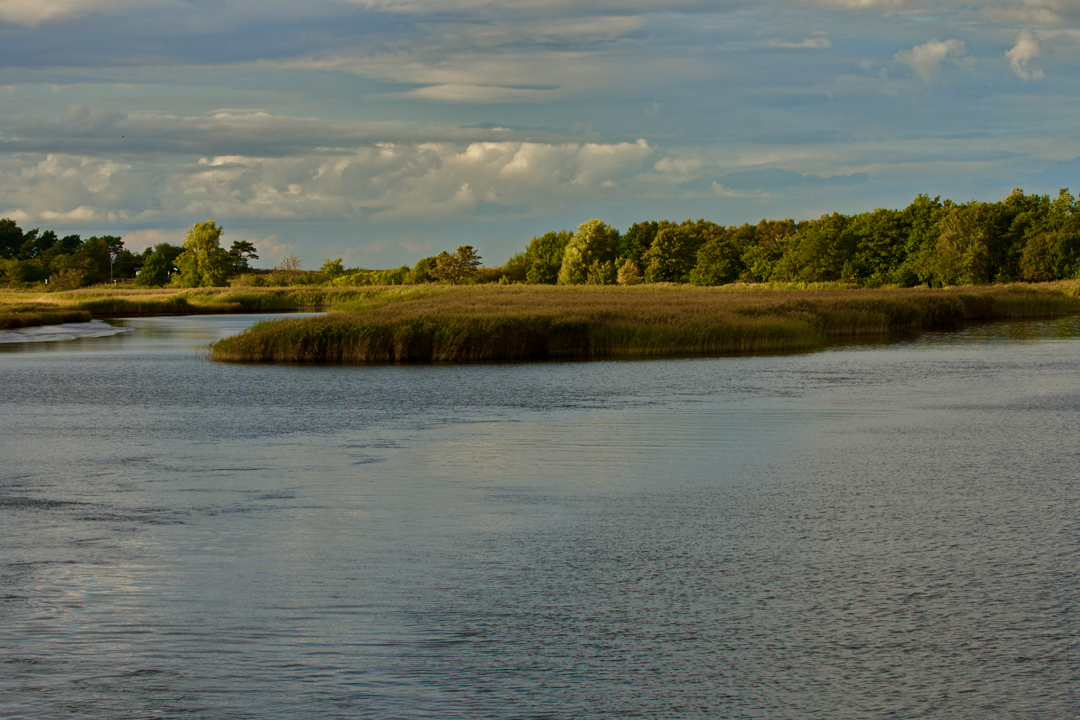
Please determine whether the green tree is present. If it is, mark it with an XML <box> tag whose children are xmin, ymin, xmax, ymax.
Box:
<box><xmin>136</xmin><ymin>243</ymin><xmax>184</xmax><ymax>287</ymax></box>
<box><xmin>689</xmin><ymin>226</ymin><xmax>747</xmax><ymax>286</ymax></box>
<box><xmin>643</xmin><ymin>226</ymin><xmax>698</xmax><ymax>283</ymax></box>
<box><xmin>772</xmin><ymin>213</ymin><xmax>859</xmax><ymax>283</ymax></box>
<box><xmin>850</xmin><ymin>208</ymin><xmax>911</xmax><ymax>286</ymax></box>
<box><xmin>410</xmin><ymin>256</ymin><xmax>440</xmax><ymax>283</ymax></box>
<box><xmin>619</xmin><ymin>221</ymin><xmax>659</xmax><ymax>264</ymax></box>
<box><xmin>523</xmin><ymin>230</ymin><xmax>573</xmax><ymax>284</ymax></box>
<box><xmin>931</xmin><ymin>203</ymin><xmax>995</xmax><ymax>285</ymax></box>
<box><xmin>585</xmin><ymin>259</ymin><xmax>618</xmax><ymax>285</ymax></box>
<box><xmin>228</xmin><ymin>240</ymin><xmax>260</xmax><ymax>273</ymax></box>
<box><xmin>320</xmin><ymin>258</ymin><xmax>345</xmax><ymax>280</ymax></box>
<box><xmin>172</xmin><ymin>219</ymin><xmax>231</xmax><ymax>287</ymax></box>
<box><xmin>432</xmin><ymin>246</ymin><xmax>482</xmax><ymax>284</ymax></box>
<box><xmin>0</xmin><ymin>218</ymin><xmax>23</xmax><ymax>259</ymax></box>
<box><xmin>558</xmin><ymin>220</ymin><xmax>620</xmax><ymax>285</ymax></box>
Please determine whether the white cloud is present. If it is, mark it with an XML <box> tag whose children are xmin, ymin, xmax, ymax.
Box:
<box><xmin>1005</xmin><ymin>28</ymin><xmax>1045</xmax><ymax>79</ymax></box>
<box><xmin>894</xmin><ymin>38</ymin><xmax>968</xmax><ymax>82</ymax></box>
<box><xmin>654</xmin><ymin>156</ymin><xmax>705</xmax><ymax>175</ymax></box>
<box><xmin>0</xmin><ymin>141</ymin><xmax>656</xmax><ymax>226</ymax></box>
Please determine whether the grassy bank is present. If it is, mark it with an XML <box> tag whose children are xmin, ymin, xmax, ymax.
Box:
<box><xmin>0</xmin><ymin>286</ymin><xmax>413</xmax><ymax>328</ymax></box>
<box><xmin>209</xmin><ymin>282</ymin><xmax>1080</xmax><ymax>364</ymax></box>
<box><xmin>0</xmin><ymin>305</ymin><xmax>92</xmax><ymax>330</ymax></box>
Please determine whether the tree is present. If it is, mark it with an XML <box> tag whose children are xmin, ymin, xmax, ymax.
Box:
<box><xmin>772</xmin><ymin>213</ymin><xmax>859</xmax><ymax>283</ymax></box>
<box><xmin>619</xmin><ymin>221</ymin><xmax>659</xmax><ymax>264</ymax></box>
<box><xmin>850</xmin><ymin>208</ymin><xmax>911</xmax><ymax>286</ymax></box>
<box><xmin>558</xmin><ymin>220</ymin><xmax>620</xmax><ymax>284</ymax></box>
<box><xmin>320</xmin><ymin>257</ymin><xmax>345</xmax><ymax>280</ymax></box>
<box><xmin>411</xmin><ymin>256</ymin><xmax>440</xmax><ymax>283</ymax></box>
<box><xmin>228</xmin><ymin>240</ymin><xmax>259</xmax><ymax>273</ymax></box>
<box><xmin>617</xmin><ymin>259</ymin><xmax>642</xmax><ymax>285</ymax></box>
<box><xmin>643</xmin><ymin>226</ymin><xmax>698</xmax><ymax>283</ymax></box>
<box><xmin>432</xmin><ymin>246</ymin><xmax>482</xmax><ymax>284</ymax></box>
<box><xmin>0</xmin><ymin>218</ymin><xmax>23</xmax><ymax>259</ymax></box>
<box><xmin>172</xmin><ymin>219</ymin><xmax>231</xmax><ymax>287</ymax></box>
<box><xmin>523</xmin><ymin>230</ymin><xmax>573</xmax><ymax>284</ymax></box>
<box><xmin>136</xmin><ymin>243</ymin><xmax>184</xmax><ymax>287</ymax></box>
<box><xmin>689</xmin><ymin>229</ymin><xmax>744</xmax><ymax>286</ymax></box>
<box><xmin>931</xmin><ymin>203</ymin><xmax>994</xmax><ymax>285</ymax></box>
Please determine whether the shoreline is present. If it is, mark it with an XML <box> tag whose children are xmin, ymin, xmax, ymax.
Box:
<box><xmin>207</xmin><ymin>283</ymin><xmax>1080</xmax><ymax>364</ymax></box>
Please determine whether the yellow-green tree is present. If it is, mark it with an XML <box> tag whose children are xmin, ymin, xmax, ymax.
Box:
<box><xmin>558</xmin><ymin>219</ymin><xmax>620</xmax><ymax>284</ymax></box>
<box><xmin>173</xmin><ymin>219</ymin><xmax>231</xmax><ymax>287</ymax></box>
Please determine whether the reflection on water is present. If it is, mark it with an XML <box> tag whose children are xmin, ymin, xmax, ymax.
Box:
<box><xmin>1</xmin><ymin>314</ymin><xmax>1078</xmax><ymax>719</ymax></box>
<box><xmin>0</xmin><ymin>319</ymin><xmax>131</xmax><ymax>344</ymax></box>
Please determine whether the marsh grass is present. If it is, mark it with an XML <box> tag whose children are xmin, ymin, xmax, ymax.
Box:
<box><xmin>210</xmin><ymin>283</ymin><xmax>1080</xmax><ymax>363</ymax></box>
<box><xmin>0</xmin><ymin>305</ymin><xmax>92</xmax><ymax>329</ymax></box>
<box><xmin>0</xmin><ymin>286</ymin><xmax>408</xmax><ymax>327</ymax></box>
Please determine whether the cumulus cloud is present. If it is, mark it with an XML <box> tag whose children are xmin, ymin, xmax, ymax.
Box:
<box><xmin>1005</xmin><ymin>28</ymin><xmax>1044</xmax><ymax>79</ymax></box>
<box><xmin>0</xmin><ymin>140</ymin><xmax>656</xmax><ymax>226</ymax></box>
<box><xmin>894</xmin><ymin>38</ymin><xmax>968</xmax><ymax>82</ymax></box>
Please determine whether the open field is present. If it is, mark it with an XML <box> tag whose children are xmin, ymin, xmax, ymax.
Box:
<box><xmin>208</xmin><ymin>282</ymin><xmax>1080</xmax><ymax>363</ymax></box>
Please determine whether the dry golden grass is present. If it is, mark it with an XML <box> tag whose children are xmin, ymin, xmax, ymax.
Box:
<box><xmin>210</xmin><ymin>283</ymin><xmax>1080</xmax><ymax>363</ymax></box>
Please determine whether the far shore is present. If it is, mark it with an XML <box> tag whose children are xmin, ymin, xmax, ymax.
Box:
<box><xmin>4</xmin><ymin>282</ymin><xmax>1079</xmax><ymax>362</ymax></box>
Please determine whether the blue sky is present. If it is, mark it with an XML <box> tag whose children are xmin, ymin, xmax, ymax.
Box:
<box><xmin>2</xmin><ymin>0</ymin><xmax>1079</xmax><ymax>269</ymax></box>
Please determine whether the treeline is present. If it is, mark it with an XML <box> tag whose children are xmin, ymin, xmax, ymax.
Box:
<box><xmin>328</xmin><ymin>187</ymin><xmax>1080</xmax><ymax>289</ymax></box>
<box><xmin>498</xmin><ymin>188</ymin><xmax>1080</xmax><ymax>288</ymax></box>
<box><xmin>0</xmin><ymin>218</ymin><xmax>258</xmax><ymax>289</ymax></box>
<box><xmin>5</xmin><ymin>187</ymin><xmax>1080</xmax><ymax>290</ymax></box>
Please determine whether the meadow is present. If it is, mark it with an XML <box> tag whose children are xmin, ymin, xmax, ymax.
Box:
<box><xmin>208</xmin><ymin>282</ymin><xmax>1080</xmax><ymax>363</ymax></box>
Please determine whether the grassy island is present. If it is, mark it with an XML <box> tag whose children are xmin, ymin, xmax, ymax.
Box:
<box><xmin>208</xmin><ymin>283</ymin><xmax>1080</xmax><ymax>364</ymax></box>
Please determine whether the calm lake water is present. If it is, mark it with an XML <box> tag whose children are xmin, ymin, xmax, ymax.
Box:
<box><xmin>1</xmin><ymin>314</ymin><xmax>1078</xmax><ymax>719</ymax></box>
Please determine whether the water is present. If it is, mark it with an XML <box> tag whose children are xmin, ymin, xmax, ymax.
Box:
<box><xmin>1</xmin><ymin>314</ymin><xmax>1078</xmax><ymax>719</ymax></box>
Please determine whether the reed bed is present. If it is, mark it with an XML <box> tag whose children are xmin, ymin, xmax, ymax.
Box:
<box><xmin>0</xmin><ymin>305</ymin><xmax>92</xmax><ymax>330</ymax></box>
<box><xmin>0</xmin><ymin>286</ymin><xmax>434</xmax><ymax>327</ymax></box>
<box><xmin>210</xmin><ymin>283</ymin><xmax>1080</xmax><ymax>364</ymax></box>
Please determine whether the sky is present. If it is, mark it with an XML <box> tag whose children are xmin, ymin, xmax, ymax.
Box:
<box><xmin>2</xmin><ymin>0</ymin><xmax>1079</xmax><ymax>269</ymax></box>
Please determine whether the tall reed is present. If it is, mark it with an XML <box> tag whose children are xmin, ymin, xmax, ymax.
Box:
<box><xmin>210</xmin><ymin>284</ymin><xmax>1080</xmax><ymax>363</ymax></box>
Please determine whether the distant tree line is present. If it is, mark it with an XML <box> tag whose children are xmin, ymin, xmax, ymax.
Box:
<box><xmin>0</xmin><ymin>218</ymin><xmax>258</xmax><ymax>288</ymax></box>
<box><xmin>5</xmin><ymin>188</ymin><xmax>1079</xmax><ymax>290</ymax></box>
<box><xmin>335</xmin><ymin>188</ymin><xmax>1080</xmax><ymax>289</ymax></box>
<box><xmin>499</xmin><ymin>188</ymin><xmax>1080</xmax><ymax>288</ymax></box>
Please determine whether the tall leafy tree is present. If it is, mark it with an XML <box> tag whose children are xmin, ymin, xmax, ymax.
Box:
<box><xmin>558</xmin><ymin>220</ymin><xmax>620</xmax><ymax>285</ymax></box>
<box><xmin>643</xmin><ymin>226</ymin><xmax>698</xmax><ymax>283</ymax></box>
<box><xmin>931</xmin><ymin>202</ymin><xmax>995</xmax><ymax>285</ymax></box>
<box><xmin>173</xmin><ymin>219</ymin><xmax>231</xmax><ymax>287</ymax></box>
<box><xmin>772</xmin><ymin>213</ymin><xmax>859</xmax><ymax>283</ymax></box>
<box><xmin>523</xmin><ymin>230</ymin><xmax>572</xmax><ymax>284</ymax></box>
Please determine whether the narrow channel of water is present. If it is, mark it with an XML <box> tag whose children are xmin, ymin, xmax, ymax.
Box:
<box><xmin>1</xmin><ymin>314</ymin><xmax>1078</xmax><ymax>719</ymax></box>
